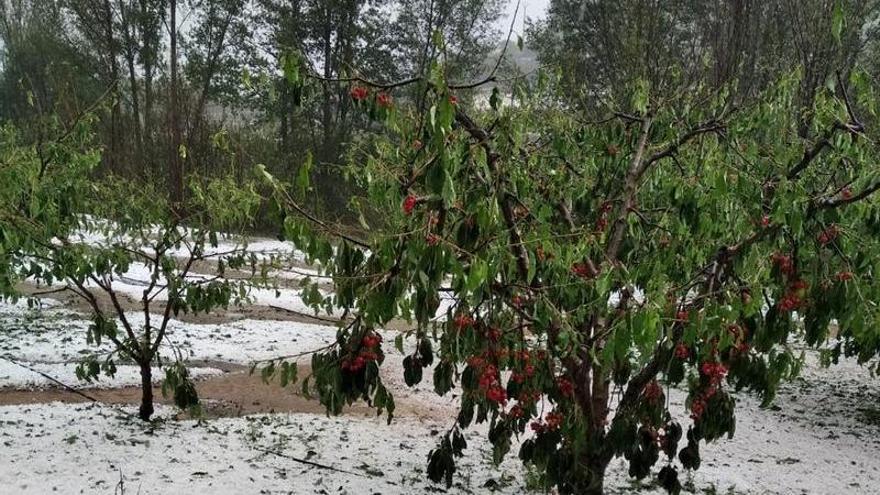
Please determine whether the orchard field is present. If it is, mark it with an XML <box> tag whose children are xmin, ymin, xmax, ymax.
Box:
<box><xmin>0</xmin><ymin>232</ymin><xmax>878</xmax><ymax>494</ymax></box>
<box><xmin>5</xmin><ymin>1</ymin><xmax>880</xmax><ymax>494</ymax></box>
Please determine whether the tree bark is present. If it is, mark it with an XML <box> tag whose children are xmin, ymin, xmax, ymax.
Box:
<box><xmin>577</xmin><ymin>456</ymin><xmax>608</xmax><ymax>495</ymax></box>
<box><xmin>168</xmin><ymin>0</ymin><xmax>183</xmax><ymax>207</ymax></box>
<box><xmin>140</xmin><ymin>0</ymin><xmax>155</xmax><ymax>164</ymax></box>
<box><xmin>118</xmin><ymin>0</ymin><xmax>143</xmax><ymax>164</ymax></box>
<box><xmin>102</xmin><ymin>0</ymin><xmax>120</xmax><ymax>172</ymax></box>
<box><xmin>138</xmin><ymin>361</ymin><xmax>154</xmax><ymax>421</ymax></box>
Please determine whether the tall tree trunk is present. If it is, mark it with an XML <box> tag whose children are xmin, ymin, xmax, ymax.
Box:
<box><xmin>119</xmin><ymin>1</ymin><xmax>143</xmax><ymax>165</ymax></box>
<box><xmin>168</xmin><ymin>0</ymin><xmax>183</xmax><ymax>207</ymax></box>
<box><xmin>102</xmin><ymin>0</ymin><xmax>120</xmax><ymax>172</ymax></box>
<box><xmin>138</xmin><ymin>360</ymin><xmax>154</xmax><ymax>420</ymax></box>
<box><xmin>280</xmin><ymin>83</ymin><xmax>290</xmax><ymax>152</ymax></box>
<box><xmin>320</xmin><ymin>7</ymin><xmax>334</xmax><ymax>161</ymax></box>
<box><xmin>189</xmin><ymin>9</ymin><xmax>234</xmax><ymax>147</ymax></box>
<box><xmin>140</xmin><ymin>0</ymin><xmax>155</xmax><ymax>166</ymax></box>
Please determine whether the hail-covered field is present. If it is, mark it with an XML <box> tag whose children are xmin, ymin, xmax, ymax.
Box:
<box><xmin>1</xmin><ymin>234</ymin><xmax>880</xmax><ymax>494</ymax></box>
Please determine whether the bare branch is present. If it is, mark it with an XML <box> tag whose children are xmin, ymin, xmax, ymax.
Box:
<box><xmin>815</xmin><ymin>180</ymin><xmax>880</xmax><ymax>209</ymax></box>
<box><xmin>605</xmin><ymin>116</ymin><xmax>653</xmax><ymax>263</ymax></box>
<box><xmin>644</xmin><ymin>118</ymin><xmax>728</xmax><ymax>167</ymax></box>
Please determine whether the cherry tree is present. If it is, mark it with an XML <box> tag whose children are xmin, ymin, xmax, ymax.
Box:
<box><xmin>264</xmin><ymin>55</ymin><xmax>880</xmax><ymax>494</ymax></box>
<box><xmin>1</xmin><ymin>118</ymin><xmax>270</xmax><ymax>420</ymax></box>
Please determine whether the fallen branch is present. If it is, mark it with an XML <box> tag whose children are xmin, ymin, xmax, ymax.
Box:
<box><xmin>0</xmin><ymin>354</ymin><xmax>103</xmax><ymax>404</ymax></box>
<box><xmin>268</xmin><ymin>304</ymin><xmax>346</xmax><ymax>324</ymax></box>
<box><xmin>250</xmin><ymin>445</ymin><xmax>395</xmax><ymax>483</ymax></box>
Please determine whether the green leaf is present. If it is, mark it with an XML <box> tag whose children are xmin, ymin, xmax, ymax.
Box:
<box><xmin>403</xmin><ymin>355</ymin><xmax>423</xmax><ymax>386</ymax></box>
<box><xmin>832</xmin><ymin>2</ymin><xmax>845</xmax><ymax>43</ymax></box>
<box><xmin>467</xmin><ymin>260</ymin><xmax>487</xmax><ymax>291</ymax></box>
<box><xmin>433</xmin><ymin>361</ymin><xmax>454</xmax><ymax>396</ymax></box>
<box><xmin>261</xmin><ymin>361</ymin><xmax>275</xmax><ymax>384</ymax></box>
<box><xmin>296</xmin><ymin>152</ymin><xmax>313</xmax><ymax>197</ymax></box>
<box><xmin>490</xmin><ymin>88</ymin><xmax>501</xmax><ymax>111</ymax></box>
<box><xmin>441</xmin><ymin>167</ymin><xmax>456</xmax><ymax>205</ymax></box>
<box><xmin>632</xmin><ymin>79</ymin><xmax>650</xmax><ymax>115</ymax></box>
<box><xmin>281</xmin><ymin>50</ymin><xmax>301</xmax><ymax>85</ymax></box>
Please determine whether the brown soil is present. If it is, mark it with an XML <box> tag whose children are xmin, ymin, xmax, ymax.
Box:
<box><xmin>0</xmin><ymin>364</ymin><xmax>448</xmax><ymax>421</ymax></box>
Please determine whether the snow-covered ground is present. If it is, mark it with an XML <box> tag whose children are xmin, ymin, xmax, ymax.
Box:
<box><xmin>2</xmin><ymin>296</ymin><xmax>880</xmax><ymax>494</ymax></box>
<box><xmin>0</xmin><ymin>403</ymin><xmax>525</xmax><ymax>495</ymax></box>
<box><xmin>1</xmin><ymin>367</ymin><xmax>878</xmax><ymax>495</ymax></box>
<box><xmin>5</xmin><ymin>217</ymin><xmax>880</xmax><ymax>495</ymax></box>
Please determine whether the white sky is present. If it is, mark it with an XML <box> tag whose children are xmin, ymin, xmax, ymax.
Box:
<box><xmin>496</xmin><ymin>0</ymin><xmax>551</xmax><ymax>33</ymax></box>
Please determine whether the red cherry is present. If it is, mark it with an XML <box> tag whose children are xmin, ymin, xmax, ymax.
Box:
<box><xmin>674</xmin><ymin>343</ymin><xmax>690</xmax><ymax>359</ymax></box>
<box><xmin>351</xmin><ymin>356</ymin><xmax>366</xmax><ymax>371</ymax></box>
<box><xmin>508</xmin><ymin>404</ymin><xmax>524</xmax><ymax>418</ymax></box>
<box><xmin>690</xmin><ymin>399</ymin><xmax>706</xmax><ymax>420</ymax></box>
<box><xmin>556</xmin><ymin>377</ymin><xmax>574</xmax><ymax>397</ymax></box>
<box><xmin>453</xmin><ymin>314</ymin><xmax>474</xmax><ymax>330</ymax></box>
<box><xmin>350</xmin><ymin>86</ymin><xmax>369</xmax><ymax>101</ymax></box>
<box><xmin>643</xmin><ymin>380</ymin><xmax>663</xmax><ymax>404</ymax></box>
<box><xmin>376</xmin><ymin>92</ymin><xmax>392</xmax><ymax>108</ymax></box>
<box><xmin>403</xmin><ymin>195</ymin><xmax>418</xmax><ymax>215</ymax></box>
<box><xmin>545</xmin><ymin>411</ymin><xmax>563</xmax><ymax>430</ymax></box>
<box><xmin>486</xmin><ymin>385</ymin><xmax>507</xmax><ymax>405</ymax></box>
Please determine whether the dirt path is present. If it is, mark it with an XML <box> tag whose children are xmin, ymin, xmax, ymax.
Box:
<box><xmin>0</xmin><ymin>365</ymin><xmax>450</xmax><ymax>421</ymax></box>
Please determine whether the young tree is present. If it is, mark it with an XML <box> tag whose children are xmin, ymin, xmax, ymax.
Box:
<box><xmin>1</xmin><ymin>115</ymin><xmax>269</xmax><ymax>420</ymax></box>
<box><xmin>260</xmin><ymin>49</ymin><xmax>880</xmax><ymax>494</ymax></box>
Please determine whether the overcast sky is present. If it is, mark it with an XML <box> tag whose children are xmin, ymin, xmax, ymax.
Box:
<box><xmin>497</xmin><ymin>0</ymin><xmax>551</xmax><ymax>33</ymax></box>
<box><xmin>498</xmin><ymin>0</ymin><xmax>550</xmax><ymax>34</ymax></box>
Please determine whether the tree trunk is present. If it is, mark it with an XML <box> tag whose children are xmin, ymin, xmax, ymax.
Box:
<box><xmin>140</xmin><ymin>0</ymin><xmax>155</xmax><ymax>168</ymax></box>
<box><xmin>102</xmin><ymin>0</ymin><xmax>120</xmax><ymax>172</ymax></box>
<box><xmin>168</xmin><ymin>0</ymin><xmax>184</xmax><ymax>207</ymax></box>
<box><xmin>577</xmin><ymin>456</ymin><xmax>608</xmax><ymax>495</ymax></box>
<box><xmin>138</xmin><ymin>361</ymin><xmax>154</xmax><ymax>421</ymax></box>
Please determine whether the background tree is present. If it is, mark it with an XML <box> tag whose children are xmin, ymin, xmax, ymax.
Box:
<box><xmin>529</xmin><ymin>0</ymin><xmax>880</xmax><ymax>117</ymax></box>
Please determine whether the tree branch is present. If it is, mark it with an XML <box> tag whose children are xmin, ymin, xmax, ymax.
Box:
<box><xmin>605</xmin><ymin>116</ymin><xmax>653</xmax><ymax>263</ymax></box>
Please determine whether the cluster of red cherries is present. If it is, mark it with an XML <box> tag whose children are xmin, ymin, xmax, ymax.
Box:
<box><xmin>816</xmin><ymin>224</ymin><xmax>840</xmax><ymax>246</ymax></box>
<box><xmin>778</xmin><ymin>279</ymin><xmax>808</xmax><ymax>312</ymax></box>
<box><xmin>595</xmin><ymin>201</ymin><xmax>613</xmax><ymax>232</ymax></box>
<box><xmin>340</xmin><ymin>332</ymin><xmax>383</xmax><ymax>372</ymax></box>
<box><xmin>531</xmin><ymin>411</ymin><xmax>564</xmax><ymax>433</ymax></box>
<box><xmin>349</xmin><ymin>85</ymin><xmax>392</xmax><ymax>108</ymax></box>
<box><xmin>690</xmin><ymin>360</ymin><xmax>728</xmax><ymax>420</ymax></box>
